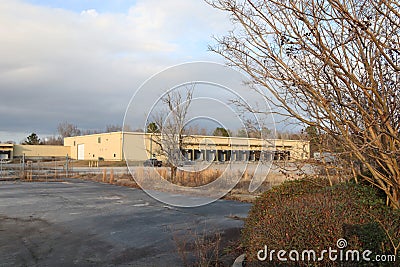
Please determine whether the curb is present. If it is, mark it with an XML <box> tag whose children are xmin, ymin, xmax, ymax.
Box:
<box><xmin>232</xmin><ymin>253</ymin><xmax>245</xmax><ymax>267</ymax></box>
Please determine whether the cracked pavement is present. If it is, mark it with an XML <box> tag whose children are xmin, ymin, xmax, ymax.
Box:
<box><xmin>0</xmin><ymin>179</ymin><xmax>250</xmax><ymax>266</ymax></box>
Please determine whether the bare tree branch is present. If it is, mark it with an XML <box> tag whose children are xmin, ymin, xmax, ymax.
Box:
<box><xmin>208</xmin><ymin>0</ymin><xmax>400</xmax><ymax>208</ymax></box>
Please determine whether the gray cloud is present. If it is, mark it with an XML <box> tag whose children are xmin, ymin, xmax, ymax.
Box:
<box><xmin>0</xmin><ymin>0</ymin><xmax>231</xmax><ymax>141</ymax></box>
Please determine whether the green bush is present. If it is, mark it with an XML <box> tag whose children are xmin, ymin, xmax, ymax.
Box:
<box><xmin>242</xmin><ymin>179</ymin><xmax>400</xmax><ymax>266</ymax></box>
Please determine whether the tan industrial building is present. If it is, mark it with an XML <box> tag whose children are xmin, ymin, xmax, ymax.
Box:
<box><xmin>64</xmin><ymin>132</ymin><xmax>310</xmax><ymax>162</ymax></box>
<box><xmin>0</xmin><ymin>144</ymin><xmax>70</xmax><ymax>163</ymax></box>
<box><xmin>0</xmin><ymin>144</ymin><xmax>14</xmax><ymax>162</ymax></box>
<box><xmin>0</xmin><ymin>132</ymin><xmax>309</xmax><ymax>162</ymax></box>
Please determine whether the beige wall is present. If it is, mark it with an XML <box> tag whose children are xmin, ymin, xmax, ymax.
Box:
<box><xmin>122</xmin><ymin>132</ymin><xmax>149</xmax><ymax>161</ymax></box>
<box><xmin>13</xmin><ymin>145</ymin><xmax>70</xmax><ymax>158</ymax></box>
<box><xmin>182</xmin><ymin>136</ymin><xmax>309</xmax><ymax>160</ymax></box>
<box><xmin>64</xmin><ymin>132</ymin><xmax>310</xmax><ymax>161</ymax></box>
<box><xmin>64</xmin><ymin>132</ymin><xmax>123</xmax><ymax>161</ymax></box>
<box><xmin>272</xmin><ymin>139</ymin><xmax>310</xmax><ymax>160</ymax></box>
<box><xmin>184</xmin><ymin>135</ymin><xmax>253</xmax><ymax>150</ymax></box>
<box><xmin>65</xmin><ymin>132</ymin><xmax>150</xmax><ymax>161</ymax></box>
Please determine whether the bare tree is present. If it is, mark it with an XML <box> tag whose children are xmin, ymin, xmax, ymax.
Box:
<box><xmin>41</xmin><ymin>136</ymin><xmax>63</xmax><ymax>145</ymax></box>
<box><xmin>208</xmin><ymin>0</ymin><xmax>400</xmax><ymax>208</ymax></box>
<box><xmin>123</xmin><ymin>124</ymin><xmax>133</xmax><ymax>132</ymax></box>
<box><xmin>57</xmin><ymin>122</ymin><xmax>81</xmax><ymax>138</ymax></box>
<box><xmin>105</xmin><ymin>124</ymin><xmax>122</xmax><ymax>133</ymax></box>
<box><xmin>199</xmin><ymin>127</ymin><xmax>208</xmax><ymax>136</ymax></box>
<box><xmin>243</xmin><ymin>118</ymin><xmax>274</xmax><ymax>139</ymax></box>
<box><xmin>184</xmin><ymin>124</ymin><xmax>209</xmax><ymax>136</ymax></box>
<box><xmin>149</xmin><ymin>84</ymin><xmax>195</xmax><ymax>181</ymax></box>
<box><xmin>133</xmin><ymin>128</ymin><xmax>144</xmax><ymax>133</ymax></box>
<box><xmin>81</xmin><ymin>129</ymin><xmax>102</xmax><ymax>135</ymax></box>
<box><xmin>235</xmin><ymin>128</ymin><xmax>248</xmax><ymax>138</ymax></box>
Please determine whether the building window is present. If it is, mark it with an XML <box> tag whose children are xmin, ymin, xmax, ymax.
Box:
<box><xmin>73</xmin><ymin>141</ymin><xmax>76</xmax><ymax>146</ymax></box>
<box><xmin>113</xmin><ymin>154</ymin><xmax>116</xmax><ymax>158</ymax></box>
<box><xmin>98</xmin><ymin>137</ymin><xmax>101</xmax><ymax>143</ymax></box>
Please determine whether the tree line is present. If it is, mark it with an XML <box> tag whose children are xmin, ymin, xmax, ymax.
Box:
<box><xmin>21</xmin><ymin>123</ymin><xmax>131</xmax><ymax>145</ymax></box>
<box><xmin>20</xmin><ymin>122</ymin><xmax>308</xmax><ymax>146</ymax></box>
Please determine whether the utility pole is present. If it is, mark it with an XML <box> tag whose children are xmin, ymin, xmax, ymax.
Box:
<box><xmin>66</xmin><ymin>154</ymin><xmax>69</xmax><ymax>178</ymax></box>
<box><xmin>22</xmin><ymin>153</ymin><xmax>25</xmax><ymax>179</ymax></box>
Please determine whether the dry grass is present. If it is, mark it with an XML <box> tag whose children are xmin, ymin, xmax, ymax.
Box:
<box><xmin>69</xmin><ymin>160</ymin><xmax>129</xmax><ymax>167</ymax></box>
<box><xmin>170</xmin><ymin>224</ymin><xmax>245</xmax><ymax>266</ymax></box>
<box><xmin>155</xmin><ymin>168</ymin><xmax>224</xmax><ymax>187</ymax></box>
<box><xmin>68</xmin><ymin>171</ymin><xmax>140</xmax><ymax>189</ymax></box>
<box><xmin>171</xmin><ymin>225</ymin><xmax>222</xmax><ymax>267</ymax></box>
<box><xmin>69</xmin><ymin>165</ymin><xmax>296</xmax><ymax>202</ymax></box>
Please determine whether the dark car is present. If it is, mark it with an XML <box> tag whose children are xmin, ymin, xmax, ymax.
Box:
<box><xmin>177</xmin><ymin>160</ymin><xmax>195</xmax><ymax>167</ymax></box>
<box><xmin>143</xmin><ymin>158</ymin><xmax>162</xmax><ymax>167</ymax></box>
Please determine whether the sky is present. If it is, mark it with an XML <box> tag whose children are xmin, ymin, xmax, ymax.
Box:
<box><xmin>0</xmin><ymin>0</ymin><xmax>237</xmax><ymax>143</ymax></box>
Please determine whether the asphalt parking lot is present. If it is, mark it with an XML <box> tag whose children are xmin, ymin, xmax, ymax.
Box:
<box><xmin>0</xmin><ymin>179</ymin><xmax>251</xmax><ymax>266</ymax></box>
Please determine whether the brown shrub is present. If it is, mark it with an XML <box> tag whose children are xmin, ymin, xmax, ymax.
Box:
<box><xmin>242</xmin><ymin>179</ymin><xmax>400</xmax><ymax>266</ymax></box>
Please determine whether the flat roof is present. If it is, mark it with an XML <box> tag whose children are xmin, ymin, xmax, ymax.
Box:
<box><xmin>0</xmin><ymin>144</ymin><xmax>14</xmax><ymax>148</ymax></box>
<box><xmin>63</xmin><ymin>131</ymin><xmax>309</xmax><ymax>143</ymax></box>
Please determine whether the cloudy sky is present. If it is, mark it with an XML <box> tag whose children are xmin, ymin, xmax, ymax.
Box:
<box><xmin>0</xmin><ymin>0</ymin><xmax>236</xmax><ymax>142</ymax></box>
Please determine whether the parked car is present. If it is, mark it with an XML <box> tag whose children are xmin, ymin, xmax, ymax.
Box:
<box><xmin>143</xmin><ymin>158</ymin><xmax>162</xmax><ymax>167</ymax></box>
<box><xmin>178</xmin><ymin>160</ymin><xmax>195</xmax><ymax>167</ymax></box>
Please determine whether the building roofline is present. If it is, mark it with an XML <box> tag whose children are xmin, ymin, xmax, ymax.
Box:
<box><xmin>63</xmin><ymin>131</ymin><xmax>309</xmax><ymax>143</ymax></box>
